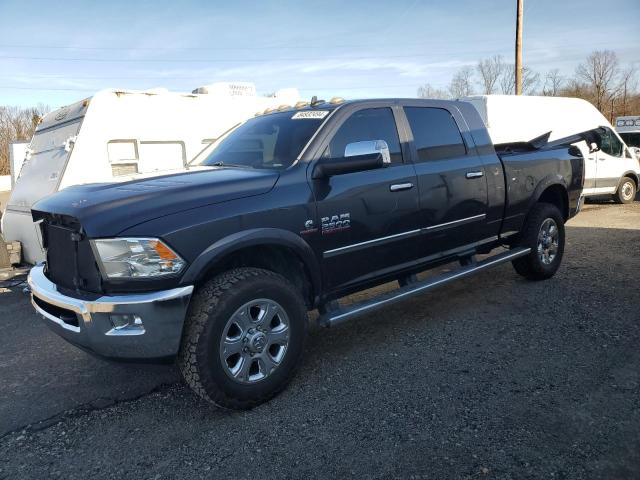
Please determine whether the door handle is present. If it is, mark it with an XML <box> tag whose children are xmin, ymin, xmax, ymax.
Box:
<box><xmin>588</xmin><ymin>157</ymin><xmax>595</xmax><ymax>161</ymax></box>
<box><xmin>389</xmin><ymin>182</ymin><xmax>414</xmax><ymax>192</ymax></box>
<box><xmin>465</xmin><ymin>171</ymin><xmax>484</xmax><ymax>179</ymax></box>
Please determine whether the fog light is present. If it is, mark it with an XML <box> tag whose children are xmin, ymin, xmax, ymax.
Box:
<box><xmin>108</xmin><ymin>314</ymin><xmax>144</xmax><ymax>335</ymax></box>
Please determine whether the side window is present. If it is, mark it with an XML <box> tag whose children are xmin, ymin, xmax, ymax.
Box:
<box><xmin>138</xmin><ymin>141</ymin><xmax>186</xmax><ymax>173</ymax></box>
<box><xmin>404</xmin><ymin>107</ymin><xmax>466</xmax><ymax>162</ymax></box>
<box><xmin>600</xmin><ymin>129</ymin><xmax>623</xmax><ymax>157</ymax></box>
<box><xmin>107</xmin><ymin>139</ymin><xmax>139</xmax><ymax>177</ymax></box>
<box><xmin>107</xmin><ymin>140</ymin><xmax>138</xmax><ymax>163</ymax></box>
<box><xmin>326</xmin><ymin>108</ymin><xmax>403</xmax><ymax>164</ymax></box>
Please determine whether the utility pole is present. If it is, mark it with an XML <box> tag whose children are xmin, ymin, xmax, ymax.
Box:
<box><xmin>515</xmin><ymin>0</ymin><xmax>524</xmax><ymax>95</ymax></box>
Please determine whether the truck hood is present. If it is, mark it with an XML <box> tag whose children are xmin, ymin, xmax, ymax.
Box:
<box><xmin>32</xmin><ymin>167</ymin><xmax>279</xmax><ymax>236</ymax></box>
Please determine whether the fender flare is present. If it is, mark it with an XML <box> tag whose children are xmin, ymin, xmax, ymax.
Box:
<box><xmin>527</xmin><ymin>174</ymin><xmax>569</xmax><ymax>215</ymax></box>
<box><xmin>180</xmin><ymin>228</ymin><xmax>322</xmax><ymax>297</ymax></box>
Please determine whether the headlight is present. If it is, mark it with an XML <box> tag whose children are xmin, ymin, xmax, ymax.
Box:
<box><xmin>92</xmin><ymin>238</ymin><xmax>186</xmax><ymax>279</ymax></box>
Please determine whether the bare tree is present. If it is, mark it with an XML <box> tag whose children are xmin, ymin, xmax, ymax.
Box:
<box><xmin>614</xmin><ymin>66</ymin><xmax>637</xmax><ymax>117</ymax></box>
<box><xmin>448</xmin><ymin>66</ymin><xmax>475</xmax><ymax>98</ymax></box>
<box><xmin>575</xmin><ymin>50</ymin><xmax>619</xmax><ymax>111</ymax></box>
<box><xmin>499</xmin><ymin>65</ymin><xmax>540</xmax><ymax>95</ymax></box>
<box><xmin>417</xmin><ymin>83</ymin><xmax>449</xmax><ymax>99</ymax></box>
<box><xmin>477</xmin><ymin>55</ymin><xmax>505</xmax><ymax>94</ymax></box>
<box><xmin>542</xmin><ymin>69</ymin><xmax>564</xmax><ymax>96</ymax></box>
<box><xmin>0</xmin><ymin>104</ymin><xmax>49</xmax><ymax>176</ymax></box>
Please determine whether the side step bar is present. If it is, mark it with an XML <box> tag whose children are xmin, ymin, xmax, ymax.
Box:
<box><xmin>317</xmin><ymin>247</ymin><xmax>531</xmax><ymax>328</ymax></box>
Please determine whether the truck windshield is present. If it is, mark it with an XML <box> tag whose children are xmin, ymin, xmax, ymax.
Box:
<box><xmin>196</xmin><ymin>111</ymin><xmax>327</xmax><ymax>170</ymax></box>
<box><xmin>619</xmin><ymin>132</ymin><xmax>640</xmax><ymax>148</ymax></box>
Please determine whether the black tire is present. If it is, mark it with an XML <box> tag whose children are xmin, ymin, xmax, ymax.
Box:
<box><xmin>512</xmin><ymin>202</ymin><xmax>565</xmax><ymax>281</ymax></box>
<box><xmin>613</xmin><ymin>176</ymin><xmax>637</xmax><ymax>204</ymax></box>
<box><xmin>178</xmin><ymin>267</ymin><xmax>308</xmax><ymax>409</ymax></box>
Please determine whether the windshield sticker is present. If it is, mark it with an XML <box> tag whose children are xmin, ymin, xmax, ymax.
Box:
<box><xmin>292</xmin><ymin>111</ymin><xmax>329</xmax><ymax>120</ymax></box>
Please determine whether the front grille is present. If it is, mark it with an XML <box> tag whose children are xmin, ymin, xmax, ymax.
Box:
<box><xmin>42</xmin><ymin>217</ymin><xmax>103</xmax><ymax>293</ymax></box>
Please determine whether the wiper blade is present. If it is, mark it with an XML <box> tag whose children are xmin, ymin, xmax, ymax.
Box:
<box><xmin>210</xmin><ymin>161</ymin><xmax>251</xmax><ymax>169</ymax></box>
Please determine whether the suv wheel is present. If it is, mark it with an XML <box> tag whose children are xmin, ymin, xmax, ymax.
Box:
<box><xmin>512</xmin><ymin>202</ymin><xmax>565</xmax><ymax>281</ymax></box>
<box><xmin>614</xmin><ymin>176</ymin><xmax>636</xmax><ymax>204</ymax></box>
<box><xmin>178</xmin><ymin>267</ymin><xmax>308</xmax><ymax>409</ymax></box>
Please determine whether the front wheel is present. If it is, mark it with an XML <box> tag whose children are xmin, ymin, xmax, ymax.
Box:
<box><xmin>178</xmin><ymin>267</ymin><xmax>308</xmax><ymax>409</ymax></box>
<box><xmin>614</xmin><ymin>176</ymin><xmax>636</xmax><ymax>204</ymax></box>
<box><xmin>512</xmin><ymin>202</ymin><xmax>565</xmax><ymax>281</ymax></box>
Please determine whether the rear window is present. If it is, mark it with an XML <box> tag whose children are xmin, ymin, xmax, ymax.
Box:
<box><xmin>404</xmin><ymin>107</ymin><xmax>466</xmax><ymax>162</ymax></box>
<box><xmin>197</xmin><ymin>111</ymin><xmax>327</xmax><ymax>170</ymax></box>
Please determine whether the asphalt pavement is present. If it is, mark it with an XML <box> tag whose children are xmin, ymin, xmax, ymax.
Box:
<box><xmin>0</xmin><ymin>201</ymin><xmax>639</xmax><ymax>479</ymax></box>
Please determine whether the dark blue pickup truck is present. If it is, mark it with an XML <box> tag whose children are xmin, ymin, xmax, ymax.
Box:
<box><xmin>28</xmin><ymin>98</ymin><xmax>589</xmax><ymax>409</ymax></box>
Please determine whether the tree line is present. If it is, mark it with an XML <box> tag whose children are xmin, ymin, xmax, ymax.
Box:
<box><xmin>0</xmin><ymin>105</ymin><xmax>49</xmax><ymax>176</ymax></box>
<box><xmin>418</xmin><ymin>50</ymin><xmax>639</xmax><ymax>123</ymax></box>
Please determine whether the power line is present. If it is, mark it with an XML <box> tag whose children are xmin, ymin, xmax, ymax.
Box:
<box><xmin>0</xmin><ymin>53</ymin><xmax>486</xmax><ymax>63</ymax></box>
<box><xmin>0</xmin><ymin>41</ymin><xmax>466</xmax><ymax>51</ymax></box>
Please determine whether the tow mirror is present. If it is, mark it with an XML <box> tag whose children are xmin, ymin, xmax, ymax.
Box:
<box><xmin>312</xmin><ymin>140</ymin><xmax>391</xmax><ymax>179</ymax></box>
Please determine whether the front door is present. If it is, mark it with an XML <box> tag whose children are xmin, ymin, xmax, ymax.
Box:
<box><xmin>310</xmin><ymin>106</ymin><xmax>420</xmax><ymax>292</ymax></box>
<box><xmin>596</xmin><ymin>128</ymin><xmax>628</xmax><ymax>193</ymax></box>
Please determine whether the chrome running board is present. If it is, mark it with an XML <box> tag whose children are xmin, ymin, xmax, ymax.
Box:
<box><xmin>317</xmin><ymin>247</ymin><xmax>531</xmax><ymax>327</ymax></box>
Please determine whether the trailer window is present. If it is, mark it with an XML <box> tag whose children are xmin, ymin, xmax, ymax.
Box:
<box><xmin>107</xmin><ymin>140</ymin><xmax>138</xmax><ymax>163</ymax></box>
<box><xmin>404</xmin><ymin>107</ymin><xmax>466</xmax><ymax>162</ymax></box>
<box><xmin>138</xmin><ymin>141</ymin><xmax>186</xmax><ymax>172</ymax></box>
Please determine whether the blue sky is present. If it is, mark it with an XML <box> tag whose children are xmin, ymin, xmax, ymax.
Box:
<box><xmin>0</xmin><ymin>0</ymin><xmax>638</xmax><ymax>108</ymax></box>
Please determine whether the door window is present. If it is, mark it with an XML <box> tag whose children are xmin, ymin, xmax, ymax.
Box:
<box><xmin>107</xmin><ymin>140</ymin><xmax>138</xmax><ymax>163</ymax></box>
<box><xmin>325</xmin><ymin>108</ymin><xmax>403</xmax><ymax>164</ymax></box>
<box><xmin>600</xmin><ymin>129</ymin><xmax>623</xmax><ymax>157</ymax></box>
<box><xmin>138</xmin><ymin>141</ymin><xmax>186</xmax><ymax>172</ymax></box>
<box><xmin>404</xmin><ymin>107</ymin><xmax>466</xmax><ymax>162</ymax></box>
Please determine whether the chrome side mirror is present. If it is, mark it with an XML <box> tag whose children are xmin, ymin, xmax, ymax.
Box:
<box><xmin>344</xmin><ymin>140</ymin><xmax>391</xmax><ymax>165</ymax></box>
<box><xmin>312</xmin><ymin>139</ymin><xmax>391</xmax><ymax>179</ymax></box>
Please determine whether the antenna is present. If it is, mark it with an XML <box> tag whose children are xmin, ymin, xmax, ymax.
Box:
<box><xmin>310</xmin><ymin>96</ymin><xmax>325</xmax><ymax>107</ymax></box>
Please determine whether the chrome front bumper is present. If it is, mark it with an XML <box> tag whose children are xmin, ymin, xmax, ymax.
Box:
<box><xmin>28</xmin><ymin>265</ymin><xmax>194</xmax><ymax>360</ymax></box>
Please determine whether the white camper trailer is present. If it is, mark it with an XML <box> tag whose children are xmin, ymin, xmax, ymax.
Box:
<box><xmin>464</xmin><ymin>95</ymin><xmax>640</xmax><ymax>203</ymax></box>
<box><xmin>1</xmin><ymin>83</ymin><xmax>300</xmax><ymax>263</ymax></box>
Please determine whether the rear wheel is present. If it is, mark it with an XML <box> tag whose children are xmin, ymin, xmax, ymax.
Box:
<box><xmin>178</xmin><ymin>267</ymin><xmax>308</xmax><ymax>409</ymax></box>
<box><xmin>613</xmin><ymin>176</ymin><xmax>636</xmax><ymax>204</ymax></box>
<box><xmin>512</xmin><ymin>202</ymin><xmax>565</xmax><ymax>281</ymax></box>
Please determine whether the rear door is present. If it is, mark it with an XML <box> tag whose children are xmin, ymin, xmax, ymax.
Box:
<box><xmin>401</xmin><ymin>103</ymin><xmax>490</xmax><ymax>256</ymax></box>
<box><xmin>309</xmin><ymin>105</ymin><xmax>420</xmax><ymax>292</ymax></box>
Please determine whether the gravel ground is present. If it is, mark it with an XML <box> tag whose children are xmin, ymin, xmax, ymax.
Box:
<box><xmin>0</xmin><ymin>202</ymin><xmax>639</xmax><ymax>480</ymax></box>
